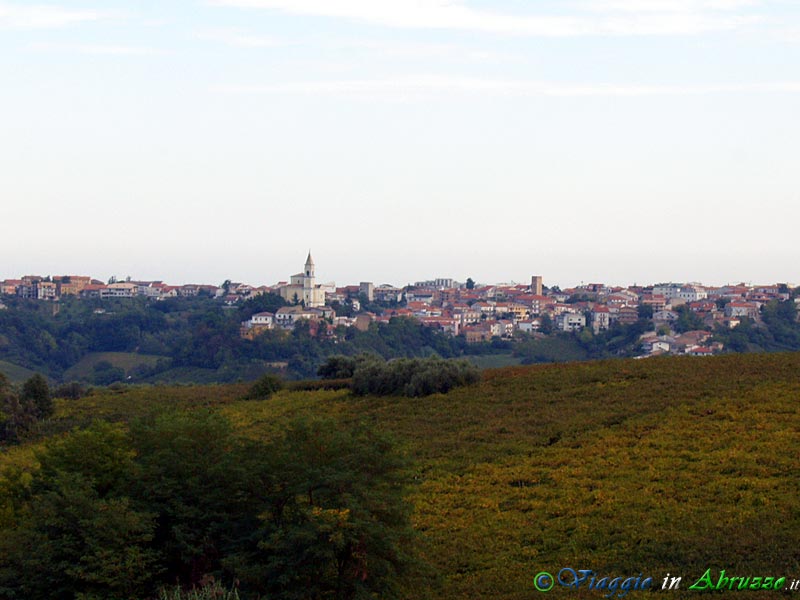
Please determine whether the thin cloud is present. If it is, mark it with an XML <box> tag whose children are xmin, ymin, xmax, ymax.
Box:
<box><xmin>208</xmin><ymin>0</ymin><xmax>765</xmax><ymax>36</ymax></box>
<box><xmin>216</xmin><ymin>77</ymin><xmax>800</xmax><ymax>97</ymax></box>
<box><xmin>774</xmin><ymin>25</ymin><xmax>800</xmax><ymax>42</ymax></box>
<box><xmin>28</xmin><ymin>42</ymin><xmax>158</xmax><ymax>56</ymax></box>
<box><xmin>0</xmin><ymin>2</ymin><xmax>109</xmax><ymax>30</ymax></box>
<box><xmin>326</xmin><ymin>39</ymin><xmax>507</xmax><ymax>62</ymax></box>
<box><xmin>195</xmin><ymin>27</ymin><xmax>285</xmax><ymax>48</ymax></box>
<box><xmin>580</xmin><ymin>0</ymin><xmax>761</xmax><ymax>12</ymax></box>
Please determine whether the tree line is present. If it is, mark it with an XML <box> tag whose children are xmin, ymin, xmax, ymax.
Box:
<box><xmin>0</xmin><ymin>411</ymin><xmax>419</xmax><ymax>600</ymax></box>
<box><xmin>0</xmin><ymin>295</ymin><xmax>497</xmax><ymax>383</ymax></box>
<box><xmin>0</xmin><ymin>373</ymin><xmax>53</xmax><ymax>443</ymax></box>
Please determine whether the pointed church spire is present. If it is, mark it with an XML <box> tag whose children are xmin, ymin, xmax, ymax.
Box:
<box><xmin>304</xmin><ymin>251</ymin><xmax>315</xmax><ymax>280</ymax></box>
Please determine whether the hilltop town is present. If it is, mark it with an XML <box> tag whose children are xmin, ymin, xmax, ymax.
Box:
<box><xmin>2</xmin><ymin>252</ymin><xmax>797</xmax><ymax>360</ymax></box>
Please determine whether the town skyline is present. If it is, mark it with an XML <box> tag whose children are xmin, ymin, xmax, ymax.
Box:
<box><xmin>1</xmin><ymin>262</ymin><xmax>796</xmax><ymax>291</ymax></box>
<box><xmin>1</xmin><ymin>250</ymin><xmax>795</xmax><ymax>294</ymax></box>
<box><xmin>4</xmin><ymin>262</ymin><xmax>790</xmax><ymax>359</ymax></box>
<box><xmin>3</xmin><ymin>1</ymin><xmax>800</xmax><ymax>287</ymax></box>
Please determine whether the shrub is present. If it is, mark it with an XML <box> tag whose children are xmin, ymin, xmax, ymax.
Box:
<box><xmin>245</xmin><ymin>373</ymin><xmax>283</xmax><ymax>400</ymax></box>
<box><xmin>92</xmin><ymin>361</ymin><xmax>125</xmax><ymax>386</ymax></box>
<box><xmin>21</xmin><ymin>373</ymin><xmax>52</xmax><ymax>419</ymax></box>
<box><xmin>285</xmin><ymin>378</ymin><xmax>352</xmax><ymax>392</ymax></box>
<box><xmin>1</xmin><ymin>373</ymin><xmax>37</xmax><ymax>443</ymax></box>
<box><xmin>53</xmin><ymin>381</ymin><xmax>88</xmax><ymax>400</ymax></box>
<box><xmin>351</xmin><ymin>356</ymin><xmax>480</xmax><ymax>397</ymax></box>
<box><xmin>317</xmin><ymin>355</ymin><xmax>358</xmax><ymax>379</ymax></box>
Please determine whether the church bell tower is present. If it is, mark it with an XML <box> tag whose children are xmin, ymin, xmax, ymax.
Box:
<box><xmin>303</xmin><ymin>251</ymin><xmax>315</xmax><ymax>305</ymax></box>
<box><xmin>304</xmin><ymin>251</ymin><xmax>315</xmax><ymax>279</ymax></box>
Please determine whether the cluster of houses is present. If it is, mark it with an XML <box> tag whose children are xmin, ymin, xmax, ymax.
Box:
<box><xmin>239</xmin><ymin>271</ymin><xmax>795</xmax><ymax>357</ymax></box>
<box><xmin>0</xmin><ymin>275</ymin><xmax>219</xmax><ymax>301</ymax></box>
<box><xmin>3</xmin><ymin>255</ymin><xmax>796</xmax><ymax>358</ymax></box>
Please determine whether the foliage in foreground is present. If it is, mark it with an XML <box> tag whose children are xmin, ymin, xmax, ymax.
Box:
<box><xmin>0</xmin><ymin>412</ymin><xmax>417</xmax><ymax>600</ymax></box>
<box><xmin>0</xmin><ymin>373</ymin><xmax>53</xmax><ymax>443</ymax></box>
<box><xmin>2</xmin><ymin>352</ymin><xmax>799</xmax><ymax>600</ymax></box>
<box><xmin>158</xmin><ymin>581</ymin><xmax>240</xmax><ymax>600</ymax></box>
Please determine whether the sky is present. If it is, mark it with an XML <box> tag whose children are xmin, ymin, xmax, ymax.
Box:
<box><xmin>1</xmin><ymin>0</ymin><xmax>799</xmax><ymax>288</ymax></box>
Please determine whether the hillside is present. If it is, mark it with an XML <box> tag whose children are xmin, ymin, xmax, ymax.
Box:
<box><xmin>0</xmin><ymin>360</ymin><xmax>38</xmax><ymax>384</ymax></box>
<box><xmin>2</xmin><ymin>353</ymin><xmax>799</xmax><ymax>599</ymax></box>
<box><xmin>61</xmin><ymin>351</ymin><xmax>169</xmax><ymax>381</ymax></box>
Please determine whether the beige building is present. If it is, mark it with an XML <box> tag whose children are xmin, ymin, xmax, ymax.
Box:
<box><xmin>531</xmin><ymin>275</ymin><xmax>543</xmax><ymax>296</ymax></box>
<box><xmin>278</xmin><ymin>252</ymin><xmax>327</xmax><ymax>308</ymax></box>
<box><xmin>54</xmin><ymin>275</ymin><xmax>92</xmax><ymax>296</ymax></box>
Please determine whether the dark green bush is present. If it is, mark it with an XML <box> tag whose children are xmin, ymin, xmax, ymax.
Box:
<box><xmin>245</xmin><ymin>373</ymin><xmax>283</xmax><ymax>400</ymax></box>
<box><xmin>21</xmin><ymin>373</ymin><xmax>52</xmax><ymax>420</ymax></box>
<box><xmin>92</xmin><ymin>360</ymin><xmax>126</xmax><ymax>386</ymax></box>
<box><xmin>53</xmin><ymin>381</ymin><xmax>88</xmax><ymax>400</ymax></box>
<box><xmin>0</xmin><ymin>413</ymin><xmax>417</xmax><ymax>600</ymax></box>
<box><xmin>317</xmin><ymin>355</ymin><xmax>358</xmax><ymax>379</ymax></box>
<box><xmin>351</xmin><ymin>356</ymin><xmax>480</xmax><ymax>397</ymax></box>
<box><xmin>285</xmin><ymin>378</ymin><xmax>352</xmax><ymax>392</ymax></box>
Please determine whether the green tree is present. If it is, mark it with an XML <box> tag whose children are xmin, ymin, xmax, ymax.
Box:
<box><xmin>637</xmin><ymin>304</ymin><xmax>654</xmax><ymax>319</ymax></box>
<box><xmin>21</xmin><ymin>373</ymin><xmax>53</xmax><ymax>419</ymax></box>
<box><xmin>0</xmin><ymin>421</ymin><xmax>159</xmax><ymax>599</ymax></box>
<box><xmin>239</xmin><ymin>292</ymin><xmax>286</xmax><ymax>320</ymax></box>
<box><xmin>674</xmin><ymin>305</ymin><xmax>705</xmax><ymax>334</ymax></box>
<box><xmin>317</xmin><ymin>355</ymin><xmax>358</xmax><ymax>379</ymax></box>
<box><xmin>53</xmin><ymin>381</ymin><xmax>88</xmax><ymax>400</ymax></box>
<box><xmin>539</xmin><ymin>313</ymin><xmax>554</xmax><ymax>335</ymax></box>
<box><xmin>351</xmin><ymin>356</ymin><xmax>479</xmax><ymax>397</ymax></box>
<box><xmin>0</xmin><ymin>371</ymin><xmax>10</xmax><ymax>402</ymax></box>
<box><xmin>0</xmin><ymin>373</ymin><xmax>37</xmax><ymax>443</ymax></box>
<box><xmin>129</xmin><ymin>411</ymin><xmax>252</xmax><ymax>587</ymax></box>
<box><xmin>235</xmin><ymin>418</ymin><xmax>417</xmax><ymax>600</ymax></box>
<box><xmin>0</xmin><ymin>409</ymin><xmax>424</xmax><ymax>599</ymax></box>
<box><xmin>92</xmin><ymin>360</ymin><xmax>126</xmax><ymax>386</ymax></box>
<box><xmin>465</xmin><ymin>277</ymin><xmax>475</xmax><ymax>290</ymax></box>
<box><xmin>245</xmin><ymin>373</ymin><xmax>284</xmax><ymax>399</ymax></box>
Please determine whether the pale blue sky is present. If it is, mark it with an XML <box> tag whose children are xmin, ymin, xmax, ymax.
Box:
<box><xmin>2</xmin><ymin>0</ymin><xmax>799</xmax><ymax>287</ymax></box>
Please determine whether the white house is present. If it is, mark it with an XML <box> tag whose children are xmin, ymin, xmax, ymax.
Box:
<box><xmin>516</xmin><ymin>319</ymin><xmax>541</xmax><ymax>333</ymax></box>
<box><xmin>250</xmin><ymin>312</ymin><xmax>274</xmax><ymax>327</ymax></box>
<box><xmin>101</xmin><ymin>282</ymin><xmax>137</xmax><ymax>299</ymax></box>
<box><xmin>653</xmin><ymin>310</ymin><xmax>679</xmax><ymax>323</ymax></box>
<box><xmin>556</xmin><ymin>313</ymin><xmax>586</xmax><ymax>332</ymax></box>
<box><xmin>240</xmin><ymin>311</ymin><xmax>275</xmax><ymax>338</ymax></box>
<box><xmin>725</xmin><ymin>301</ymin><xmax>758</xmax><ymax>319</ymax></box>
<box><xmin>678</xmin><ymin>285</ymin><xmax>707</xmax><ymax>302</ymax></box>
<box><xmin>645</xmin><ymin>340</ymin><xmax>671</xmax><ymax>354</ymax></box>
<box><xmin>591</xmin><ymin>305</ymin><xmax>611</xmax><ymax>333</ymax></box>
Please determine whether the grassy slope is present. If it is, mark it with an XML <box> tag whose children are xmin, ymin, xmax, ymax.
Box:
<box><xmin>0</xmin><ymin>360</ymin><xmax>38</xmax><ymax>384</ymax></box>
<box><xmin>465</xmin><ymin>353</ymin><xmax>523</xmax><ymax>370</ymax></box>
<box><xmin>62</xmin><ymin>351</ymin><xmax>167</xmax><ymax>380</ymax></box>
<box><xmin>328</xmin><ymin>354</ymin><xmax>800</xmax><ymax>599</ymax></box>
<box><xmin>3</xmin><ymin>353</ymin><xmax>799</xmax><ymax>599</ymax></box>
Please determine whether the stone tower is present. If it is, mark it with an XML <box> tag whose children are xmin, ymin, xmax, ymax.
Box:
<box><xmin>304</xmin><ymin>251</ymin><xmax>315</xmax><ymax>279</ymax></box>
<box><xmin>531</xmin><ymin>275</ymin><xmax>543</xmax><ymax>296</ymax></box>
<box><xmin>303</xmin><ymin>251</ymin><xmax>315</xmax><ymax>305</ymax></box>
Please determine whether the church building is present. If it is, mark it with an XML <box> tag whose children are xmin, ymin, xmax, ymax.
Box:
<box><xmin>278</xmin><ymin>252</ymin><xmax>327</xmax><ymax>308</ymax></box>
